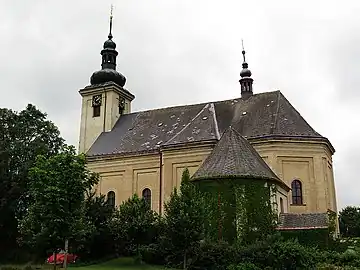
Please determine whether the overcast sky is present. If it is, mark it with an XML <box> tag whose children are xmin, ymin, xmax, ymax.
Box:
<box><xmin>1</xmin><ymin>0</ymin><xmax>359</xmax><ymax>209</ymax></box>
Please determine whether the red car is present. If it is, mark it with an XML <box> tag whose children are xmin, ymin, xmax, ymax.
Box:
<box><xmin>46</xmin><ymin>250</ymin><xmax>78</xmax><ymax>265</ymax></box>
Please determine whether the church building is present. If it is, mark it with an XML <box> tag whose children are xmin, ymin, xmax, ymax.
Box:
<box><xmin>78</xmin><ymin>15</ymin><xmax>337</xmax><ymax>228</ymax></box>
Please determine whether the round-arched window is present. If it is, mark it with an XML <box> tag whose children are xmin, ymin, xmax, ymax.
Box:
<box><xmin>107</xmin><ymin>191</ymin><xmax>116</xmax><ymax>208</ymax></box>
<box><xmin>142</xmin><ymin>188</ymin><xmax>151</xmax><ymax>208</ymax></box>
<box><xmin>291</xmin><ymin>180</ymin><xmax>303</xmax><ymax>205</ymax></box>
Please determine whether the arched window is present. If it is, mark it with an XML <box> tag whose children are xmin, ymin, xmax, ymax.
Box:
<box><xmin>142</xmin><ymin>188</ymin><xmax>151</xmax><ymax>208</ymax></box>
<box><xmin>280</xmin><ymin>197</ymin><xmax>284</xmax><ymax>213</ymax></box>
<box><xmin>107</xmin><ymin>191</ymin><xmax>116</xmax><ymax>208</ymax></box>
<box><xmin>291</xmin><ymin>180</ymin><xmax>303</xmax><ymax>205</ymax></box>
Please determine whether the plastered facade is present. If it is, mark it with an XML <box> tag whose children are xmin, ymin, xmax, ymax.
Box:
<box><xmin>252</xmin><ymin>139</ymin><xmax>337</xmax><ymax>214</ymax></box>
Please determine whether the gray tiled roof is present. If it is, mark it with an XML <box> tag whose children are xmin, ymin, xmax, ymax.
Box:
<box><xmin>277</xmin><ymin>213</ymin><xmax>329</xmax><ymax>230</ymax></box>
<box><xmin>191</xmin><ymin>127</ymin><xmax>287</xmax><ymax>187</ymax></box>
<box><xmin>87</xmin><ymin>90</ymin><xmax>331</xmax><ymax>157</ymax></box>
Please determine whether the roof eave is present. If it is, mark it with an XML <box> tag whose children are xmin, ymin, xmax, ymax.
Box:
<box><xmin>247</xmin><ymin>135</ymin><xmax>335</xmax><ymax>155</ymax></box>
<box><xmin>79</xmin><ymin>81</ymin><xmax>135</xmax><ymax>101</ymax></box>
<box><xmin>86</xmin><ymin>139</ymin><xmax>218</xmax><ymax>161</ymax></box>
<box><xmin>191</xmin><ymin>174</ymin><xmax>290</xmax><ymax>191</ymax></box>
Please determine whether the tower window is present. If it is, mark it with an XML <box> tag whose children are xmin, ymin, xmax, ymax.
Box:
<box><xmin>119</xmin><ymin>97</ymin><xmax>125</xmax><ymax>115</ymax></box>
<box><xmin>92</xmin><ymin>95</ymin><xmax>102</xmax><ymax>117</ymax></box>
<box><xmin>142</xmin><ymin>188</ymin><xmax>152</xmax><ymax>208</ymax></box>
<box><xmin>291</xmin><ymin>180</ymin><xmax>303</xmax><ymax>205</ymax></box>
<box><xmin>93</xmin><ymin>106</ymin><xmax>100</xmax><ymax>117</ymax></box>
<box><xmin>107</xmin><ymin>191</ymin><xmax>116</xmax><ymax>208</ymax></box>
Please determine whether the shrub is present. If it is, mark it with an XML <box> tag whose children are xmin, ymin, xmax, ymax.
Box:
<box><xmin>280</xmin><ymin>228</ymin><xmax>330</xmax><ymax>249</ymax></box>
<box><xmin>227</xmin><ymin>263</ymin><xmax>261</xmax><ymax>270</ymax></box>
<box><xmin>188</xmin><ymin>241</ymin><xmax>236</xmax><ymax>270</ymax></box>
<box><xmin>138</xmin><ymin>243</ymin><xmax>166</xmax><ymax>266</ymax></box>
<box><xmin>266</xmin><ymin>239</ymin><xmax>318</xmax><ymax>269</ymax></box>
<box><xmin>316</xmin><ymin>248</ymin><xmax>360</xmax><ymax>268</ymax></box>
<box><xmin>234</xmin><ymin>238</ymin><xmax>318</xmax><ymax>269</ymax></box>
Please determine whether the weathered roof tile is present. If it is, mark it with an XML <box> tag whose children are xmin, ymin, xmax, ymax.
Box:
<box><xmin>277</xmin><ymin>213</ymin><xmax>329</xmax><ymax>230</ymax></box>
<box><xmin>87</xmin><ymin>90</ymin><xmax>329</xmax><ymax>157</ymax></box>
<box><xmin>191</xmin><ymin>127</ymin><xmax>287</xmax><ymax>188</ymax></box>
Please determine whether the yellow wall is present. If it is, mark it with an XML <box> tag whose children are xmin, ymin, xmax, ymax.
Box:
<box><xmin>253</xmin><ymin>139</ymin><xmax>337</xmax><ymax>214</ymax></box>
<box><xmin>87</xmin><ymin>144</ymin><xmax>214</xmax><ymax>213</ymax></box>
<box><xmin>86</xmin><ymin>138</ymin><xmax>336</xmax><ymax>217</ymax></box>
<box><xmin>88</xmin><ymin>154</ymin><xmax>161</xmax><ymax>211</ymax></box>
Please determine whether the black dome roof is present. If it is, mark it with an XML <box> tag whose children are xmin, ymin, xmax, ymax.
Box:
<box><xmin>240</xmin><ymin>68</ymin><xmax>252</xmax><ymax>78</ymax></box>
<box><xmin>103</xmin><ymin>38</ymin><xmax>116</xmax><ymax>49</ymax></box>
<box><xmin>90</xmin><ymin>69</ymin><xmax>126</xmax><ymax>87</ymax></box>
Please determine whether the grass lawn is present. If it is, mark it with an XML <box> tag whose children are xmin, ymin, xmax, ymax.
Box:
<box><xmin>0</xmin><ymin>258</ymin><xmax>172</xmax><ymax>270</ymax></box>
<box><xmin>69</xmin><ymin>258</ymin><xmax>171</xmax><ymax>270</ymax></box>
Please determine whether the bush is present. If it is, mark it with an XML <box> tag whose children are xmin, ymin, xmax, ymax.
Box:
<box><xmin>233</xmin><ymin>238</ymin><xmax>318</xmax><ymax>269</ymax></box>
<box><xmin>280</xmin><ymin>228</ymin><xmax>330</xmax><ymax>249</ymax></box>
<box><xmin>227</xmin><ymin>263</ymin><xmax>261</xmax><ymax>270</ymax></box>
<box><xmin>188</xmin><ymin>241</ymin><xmax>236</xmax><ymax>270</ymax></box>
<box><xmin>138</xmin><ymin>244</ymin><xmax>166</xmax><ymax>266</ymax></box>
<box><xmin>316</xmin><ymin>248</ymin><xmax>360</xmax><ymax>268</ymax></box>
<box><xmin>266</xmin><ymin>239</ymin><xmax>318</xmax><ymax>269</ymax></box>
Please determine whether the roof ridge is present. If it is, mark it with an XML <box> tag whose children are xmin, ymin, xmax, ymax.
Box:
<box><xmin>209</xmin><ymin>103</ymin><xmax>221</xmax><ymax>140</ymax></box>
<box><xmin>128</xmin><ymin>90</ymin><xmax>281</xmax><ymax>115</ymax></box>
<box><xmin>164</xmin><ymin>103</ymin><xmax>210</xmax><ymax>145</ymax></box>
<box><xmin>232</xmin><ymin>129</ymin><xmax>282</xmax><ymax>181</ymax></box>
<box><xmin>270</xmin><ymin>90</ymin><xmax>281</xmax><ymax>134</ymax></box>
<box><xmin>275</xmin><ymin>91</ymin><xmax>323</xmax><ymax>137</ymax></box>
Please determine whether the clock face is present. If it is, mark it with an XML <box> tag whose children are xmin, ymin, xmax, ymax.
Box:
<box><xmin>92</xmin><ymin>95</ymin><xmax>102</xmax><ymax>107</ymax></box>
<box><xmin>119</xmin><ymin>98</ymin><xmax>125</xmax><ymax>109</ymax></box>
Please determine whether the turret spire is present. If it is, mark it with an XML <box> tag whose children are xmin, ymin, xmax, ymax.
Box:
<box><xmin>239</xmin><ymin>40</ymin><xmax>253</xmax><ymax>99</ymax></box>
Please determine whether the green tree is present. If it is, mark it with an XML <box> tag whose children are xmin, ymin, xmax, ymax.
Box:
<box><xmin>162</xmin><ymin>168</ymin><xmax>207</xmax><ymax>269</ymax></box>
<box><xmin>109</xmin><ymin>194</ymin><xmax>159</xmax><ymax>257</ymax></box>
<box><xmin>0</xmin><ymin>104</ymin><xmax>65</xmax><ymax>261</ymax></box>
<box><xmin>18</xmin><ymin>147</ymin><xmax>98</xmax><ymax>257</ymax></box>
<box><xmin>339</xmin><ymin>206</ymin><xmax>360</xmax><ymax>237</ymax></box>
<box><xmin>78</xmin><ymin>192</ymin><xmax>116</xmax><ymax>259</ymax></box>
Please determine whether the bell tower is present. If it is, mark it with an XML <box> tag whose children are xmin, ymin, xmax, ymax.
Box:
<box><xmin>78</xmin><ymin>6</ymin><xmax>135</xmax><ymax>153</ymax></box>
<box><xmin>239</xmin><ymin>41</ymin><xmax>253</xmax><ymax>100</ymax></box>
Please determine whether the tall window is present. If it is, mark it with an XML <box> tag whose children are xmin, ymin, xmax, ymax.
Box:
<box><xmin>142</xmin><ymin>188</ymin><xmax>151</xmax><ymax>208</ymax></box>
<box><xmin>107</xmin><ymin>191</ymin><xmax>116</xmax><ymax>208</ymax></box>
<box><xmin>93</xmin><ymin>106</ymin><xmax>101</xmax><ymax>117</ymax></box>
<box><xmin>280</xmin><ymin>197</ymin><xmax>284</xmax><ymax>213</ymax></box>
<box><xmin>291</xmin><ymin>180</ymin><xmax>303</xmax><ymax>205</ymax></box>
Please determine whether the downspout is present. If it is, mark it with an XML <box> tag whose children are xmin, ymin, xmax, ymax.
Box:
<box><xmin>159</xmin><ymin>149</ymin><xmax>163</xmax><ymax>214</ymax></box>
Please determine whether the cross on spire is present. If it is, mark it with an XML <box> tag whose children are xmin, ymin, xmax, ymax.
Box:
<box><xmin>241</xmin><ymin>39</ymin><xmax>246</xmax><ymax>63</ymax></box>
<box><xmin>109</xmin><ymin>4</ymin><xmax>114</xmax><ymax>39</ymax></box>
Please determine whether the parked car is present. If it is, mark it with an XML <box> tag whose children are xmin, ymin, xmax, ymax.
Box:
<box><xmin>46</xmin><ymin>250</ymin><xmax>78</xmax><ymax>265</ymax></box>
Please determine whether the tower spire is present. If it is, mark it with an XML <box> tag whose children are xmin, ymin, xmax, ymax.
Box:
<box><xmin>109</xmin><ymin>4</ymin><xmax>113</xmax><ymax>39</ymax></box>
<box><xmin>90</xmin><ymin>5</ymin><xmax>127</xmax><ymax>87</ymax></box>
<box><xmin>239</xmin><ymin>40</ymin><xmax>253</xmax><ymax>99</ymax></box>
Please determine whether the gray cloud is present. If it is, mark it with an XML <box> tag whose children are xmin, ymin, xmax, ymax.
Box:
<box><xmin>0</xmin><ymin>0</ymin><xmax>358</xmax><ymax>209</ymax></box>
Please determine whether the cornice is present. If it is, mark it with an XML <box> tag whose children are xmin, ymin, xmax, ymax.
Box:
<box><xmin>79</xmin><ymin>81</ymin><xmax>135</xmax><ymax>101</ymax></box>
<box><xmin>247</xmin><ymin>135</ymin><xmax>335</xmax><ymax>155</ymax></box>
<box><xmin>86</xmin><ymin>140</ymin><xmax>217</xmax><ymax>162</ymax></box>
